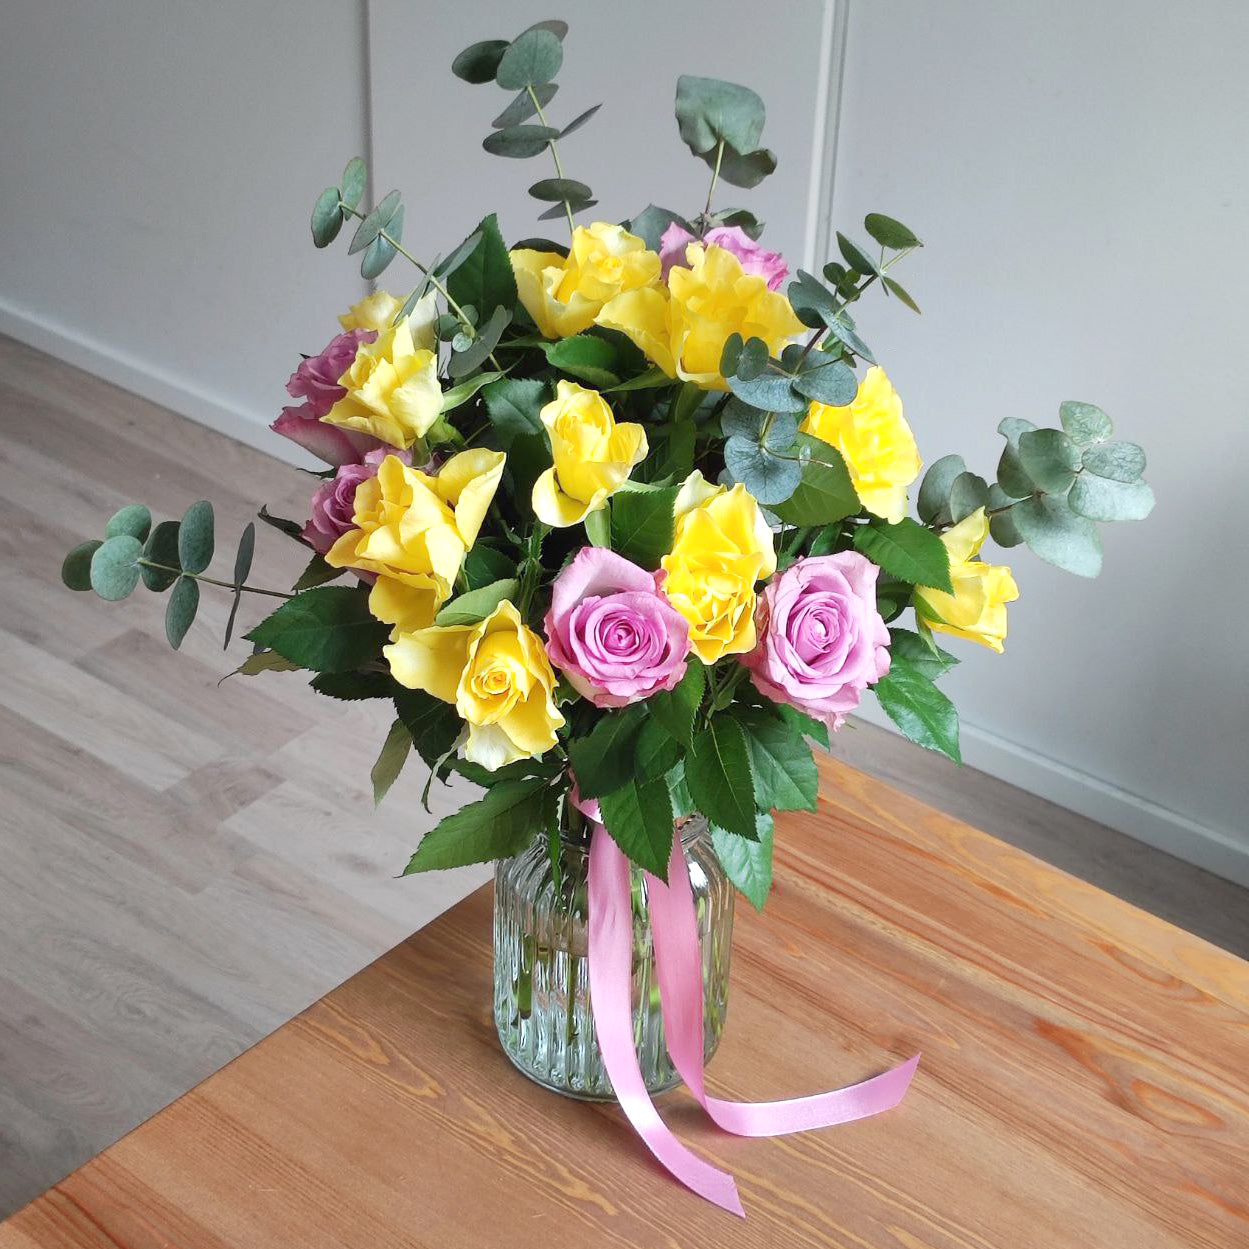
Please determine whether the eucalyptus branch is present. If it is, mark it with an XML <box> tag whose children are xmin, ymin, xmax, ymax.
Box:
<box><xmin>698</xmin><ymin>139</ymin><xmax>726</xmax><ymax>232</ymax></box>
<box><xmin>137</xmin><ymin>560</ymin><xmax>293</xmax><ymax>599</ymax></box>
<box><xmin>837</xmin><ymin>244</ymin><xmax>920</xmax><ymax>313</ymax></box>
<box><xmin>527</xmin><ymin>86</ymin><xmax>575</xmax><ymax>234</ymax></box>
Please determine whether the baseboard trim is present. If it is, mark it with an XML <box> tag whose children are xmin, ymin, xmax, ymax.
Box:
<box><xmin>854</xmin><ymin>702</ymin><xmax>1249</xmax><ymax>888</ymax></box>
<box><xmin>0</xmin><ymin>295</ymin><xmax>304</xmax><ymax>467</ymax></box>
<box><xmin>5</xmin><ymin>292</ymin><xmax>1246</xmax><ymax>889</ymax></box>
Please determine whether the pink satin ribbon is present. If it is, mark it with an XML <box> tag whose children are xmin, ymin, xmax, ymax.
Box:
<box><xmin>580</xmin><ymin>798</ymin><xmax>919</xmax><ymax>1217</ymax></box>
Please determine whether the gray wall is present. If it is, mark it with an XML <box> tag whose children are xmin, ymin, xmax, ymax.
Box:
<box><xmin>1</xmin><ymin>1</ymin><xmax>1245</xmax><ymax>883</ymax></box>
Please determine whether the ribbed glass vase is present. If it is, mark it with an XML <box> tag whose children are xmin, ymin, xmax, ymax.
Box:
<box><xmin>493</xmin><ymin>816</ymin><xmax>733</xmax><ymax>1100</ymax></box>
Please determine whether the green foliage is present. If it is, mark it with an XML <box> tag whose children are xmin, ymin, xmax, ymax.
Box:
<box><xmin>448</xmin><ymin>305</ymin><xmax>512</xmax><ymax>379</ymax></box>
<box><xmin>737</xmin><ymin>708</ymin><xmax>817</xmax><ymax>813</ymax></box>
<box><xmin>647</xmin><ymin>662</ymin><xmax>705</xmax><ymax>748</ymax></box>
<box><xmin>451</xmin><ymin>38</ymin><xmax>510</xmax><ymax>84</ymax></box>
<box><xmin>105</xmin><ymin>504</ymin><xmax>151</xmax><ymax>543</ymax></box>
<box><xmin>360</xmin><ymin>205</ymin><xmax>403</xmax><ymax>280</ymax></box>
<box><xmin>1068</xmin><ymin>474</ymin><xmax>1155</xmax><ymax>522</ymax></box>
<box><xmin>403</xmin><ymin>779</ymin><xmax>554</xmax><ymax>873</ymax></box>
<box><xmin>628</xmin><ymin>205</ymin><xmax>693</xmax><ymax>251</ymax></box>
<box><xmin>494</xmin><ymin>28</ymin><xmax>563</xmax><ymax>89</ymax></box>
<box><xmin>494</xmin><ymin>84</ymin><xmax>557</xmax><ymax>128</ymax></box>
<box><xmin>853</xmin><ymin>518</ymin><xmax>952</xmax><ymax>593</ymax></box>
<box><xmin>463</xmin><ymin>543</ymin><xmax>516</xmax><ymax>589</ymax></box>
<box><xmin>675</xmin><ymin>75</ymin><xmax>775</xmax><ymax>188</ymax></box>
<box><xmin>567</xmin><ymin>704</ymin><xmax>647</xmax><ymax>798</ymax></box>
<box><xmin>177</xmin><ymin>501</ymin><xmax>214</xmax><ymax>574</ymax></box>
<box><xmin>245</xmin><ymin>586</ymin><xmax>390</xmax><ymax>673</ymax></box>
<box><xmin>371</xmin><ymin>719</ymin><xmax>411</xmax><ymax>806</ymax></box>
<box><xmin>482</xmin><ymin>124</ymin><xmax>561</xmax><ymax>158</ymax></box>
<box><xmin>233</xmin><ymin>650</ymin><xmax>302</xmax><ymax>677</ymax></box>
<box><xmin>947</xmin><ymin>471</ymin><xmax>990</xmax><ymax>524</ymax></box>
<box><xmin>1082</xmin><ymin>440</ymin><xmax>1146</xmax><ymax>483</ymax></box>
<box><xmin>541</xmin><ymin>333</ymin><xmax>621</xmax><ymax>386</ymax></box>
<box><xmin>599</xmin><ymin>775</ymin><xmax>674</xmax><ymax>879</ymax></box>
<box><xmin>882</xmin><ymin>277</ymin><xmax>921</xmax><ymax>313</ymax></box>
<box><xmin>141</xmin><ymin>520</ymin><xmax>181</xmax><ymax>591</ymax></box>
<box><xmin>777</xmin><ymin>704</ymin><xmax>830</xmax><ymax>749</ymax></box>
<box><xmin>339</xmin><ymin>157</ymin><xmax>367</xmax><ymax>210</ymax></box>
<box><xmin>685</xmin><ymin>715</ymin><xmax>757</xmax><ymax>839</ymax></box>
<box><xmin>791</xmin><ymin>358</ymin><xmax>858</xmax><ymax>406</ymax></box>
<box><xmin>584</xmin><ymin>507</ymin><xmax>611</xmax><ymax>547</ymax></box>
<box><xmin>393</xmin><ymin>687</ymin><xmax>462</xmax><ymax>768</ymax></box>
<box><xmin>1018</xmin><ymin>428</ymin><xmax>1081</xmax><ymax>495</ymax></box>
<box><xmin>440</xmin><ymin>369</ymin><xmax>506</xmax><ymax>414</ymax></box>
<box><xmin>311</xmin><ymin>670</ymin><xmax>397</xmax><ymax>701</ymax></box>
<box><xmin>165</xmin><ymin>575</ymin><xmax>199</xmax><ymax>649</ymax></box>
<box><xmin>873</xmin><ymin>656</ymin><xmax>961</xmax><ymax>763</ymax></box>
<box><xmin>446</xmin><ymin>214</ymin><xmax>517</xmax><ymax>320</ymax></box>
<box><xmin>89</xmin><ymin>535</ymin><xmax>143</xmax><ymax>600</ymax></box>
<box><xmin>770</xmin><ymin>436</ymin><xmax>858</xmax><ymax>526</ymax></box>
<box><xmin>722</xmin><ymin>402</ymin><xmax>800</xmax><ymax>505</ymax></box>
<box><xmin>483</xmin><ymin>377</ymin><xmax>546</xmax><ymax>447</ymax></box>
<box><xmin>558</xmin><ymin>103</ymin><xmax>601</xmax><ymax>137</ymax></box>
<box><xmin>1013</xmin><ymin>495</ymin><xmax>1102</xmax><ymax>577</ymax></box>
<box><xmin>435</xmin><ymin>578</ymin><xmax>519</xmax><ymax>625</ymax></box>
<box><xmin>712</xmin><ymin>815</ymin><xmax>774</xmax><ymax>911</ymax></box>
<box><xmin>917</xmin><ymin>454</ymin><xmax>966</xmax><ymax>525</ymax></box>
<box><xmin>1059</xmin><ymin>400</ymin><xmax>1113</xmax><ymax>446</ymax></box>
<box><xmin>610</xmin><ymin>484</ymin><xmax>680</xmax><ymax>569</ymax></box>
<box><xmin>311</xmin><ymin>186</ymin><xmax>344</xmax><ymax>248</ymax></box>
<box><xmin>864</xmin><ymin>213</ymin><xmax>920</xmax><ymax>249</ymax></box>
<box><xmin>348</xmin><ymin>189</ymin><xmax>400</xmax><ymax>254</ymax></box>
<box><xmin>292</xmin><ymin>553</ymin><xmax>344</xmax><ymax>592</ymax></box>
<box><xmin>61</xmin><ymin>540</ymin><xmax>102</xmax><ymax>592</ymax></box>
<box><xmin>888</xmin><ymin>627</ymin><xmax>958</xmax><ymax>680</ymax></box>
<box><xmin>223</xmin><ymin>521</ymin><xmax>257</xmax><ymax>649</ymax></box>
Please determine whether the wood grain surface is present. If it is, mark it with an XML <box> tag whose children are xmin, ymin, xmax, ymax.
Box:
<box><xmin>2</xmin><ymin>755</ymin><xmax>1244</xmax><ymax>1249</ymax></box>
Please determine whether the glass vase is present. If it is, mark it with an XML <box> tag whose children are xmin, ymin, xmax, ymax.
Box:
<box><xmin>493</xmin><ymin>816</ymin><xmax>733</xmax><ymax>1100</ymax></box>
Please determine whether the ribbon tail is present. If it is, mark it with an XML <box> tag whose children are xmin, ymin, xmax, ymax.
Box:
<box><xmin>586</xmin><ymin>825</ymin><xmax>744</xmax><ymax>1217</ymax></box>
<box><xmin>646</xmin><ymin>830</ymin><xmax>920</xmax><ymax>1138</ymax></box>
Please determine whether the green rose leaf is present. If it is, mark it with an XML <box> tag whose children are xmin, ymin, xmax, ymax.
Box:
<box><xmin>1018</xmin><ymin>428</ymin><xmax>1082</xmax><ymax>495</ymax></box>
<box><xmin>105</xmin><ymin>504</ymin><xmax>152</xmax><ymax>543</ymax></box>
<box><xmin>853</xmin><ymin>517</ymin><xmax>952</xmax><ymax>593</ymax></box>
<box><xmin>610</xmin><ymin>484</ymin><xmax>680</xmax><ymax>569</ymax></box>
<box><xmin>567</xmin><ymin>703</ymin><xmax>648</xmax><ymax>798</ymax></box>
<box><xmin>177</xmin><ymin>500</ymin><xmax>214</xmax><ymax>574</ymax></box>
<box><xmin>685</xmin><ymin>715</ymin><xmax>757</xmax><ymax>840</ymax></box>
<box><xmin>482</xmin><ymin>124</ymin><xmax>560</xmax><ymax>158</ymax></box>
<box><xmin>245</xmin><ymin>585</ymin><xmax>391</xmax><ymax>673</ymax></box>
<box><xmin>89</xmin><ymin>534</ymin><xmax>143</xmax><ymax>600</ymax></box>
<box><xmin>777</xmin><ymin>703</ymin><xmax>830</xmax><ymax>748</ymax></box>
<box><xmin>348</xmin><ymin>189</ymin><xmax>401</xmax><ymax>255</ymax></box>
<box><xmin>1059</xmin><ymin>400</ymin><xmax>1113</xmax><ymax>446</ymax></box>
<box><xmin>1013</xmin><ymin>495</ymin><xmax>1102</xmax><ymax>577</ymax></box>
<box><xmin>451</xmin><ymin>38</ymin><xmax>510</xmax><ymax>84</ymax></box>
<box><xmin>864</xmin><ymin>213</ymin><xmax>921</xmax><ymax>250</ymax></box>
<box><xmin>1082</xmin><ymin>440</ymin><xmax>1146</xmax><ymax>483</ymax></box>
<box><xmin>1068</xmin><ymin>474</ymin><xmax>1155</xmax><ymax>522</ymax></box>
<box><xmin>738</xmin><ymin>708</ymin><xmax>817</xmax><ymax>813</ymax></box>
<box><xmin>584</xmin><ymin>507</ymin><xmax>611</xmax><ymax>548</ymax></box>
<box><xmin>647</xmin><ymin>661</ymin><xmax>705</xmax><ymax>748</ymax></box>
<box><xmin>493</xmin><ymin>83</ymin><xmax>558</xmax><ymax>128</ymax></box>
<box><xmin>61</xmin><ymin>539</ymin><xmax>103</xmax><ymax>592</ymax></box>
<box><xmin>483</xmin><ymin>376</ymin><xmax>546</xmax><ymax>447</ymax></box>
<box><xmin>292</xmin><ymin>552</ymin><xmax>344</xmax><ymax>592</ymax></box>
<box><xmin>403</xmin><ymin>779</ymin><xmax>553</xmax><ymax>873</ymax></box>
<box><xmin>542</xmin><ymin>333</ymin><xmax>621</xmax><ymax>387</ymax></box>
<box><xmin>371</xmin><ymin>718</ymin><xmax>411</xmax><ymax>807</ymax></box>
<box><xmin>233</xmin><ymin>649</ymin><xmax>302</xmax><ymax>677</ymax></box>
<box><xmin>434</xmin><ymin>578</ymin><xmax>519</xmax><ymax>626</ymax></box>
<box><xmin>393</xmin><ymin>687</ymin><xmax>463</xmax><ymax>768</ymax></box>
<box><xmin>635</xmin><ymin>717</ymin><xmax>683</xmax><ymax>782</ymax></box>
<box><xmin>675</xmin><ymin>75</ymin><xmax>766</xmax><ymax>156</ymax></box>
<box><xmin>917</xmin><ymin>454</ymin><xmax>966</xmax><ymax>524</ymax></box>
<box><xmin>165</xmin><ymin>575</ymin><xmax>199</xmax><ymax>649</ymax></box>
<box><xmin>873</xmin><ymin>656</ymin><xmax>961</xmax><ymax>763</ymax></box>
<box><xmin>311</xmin><ymin>670</ymin><xmax>398</xmax><ymax>701</ymax></box>
<box><xmin>310</xmin><ymin>186</ymin><xmax>343</xmax><ymax>248</ymax></box>
<box><xmin>770</xmin><ymin>436</ymin><xmax>858</xmax><ymax>527</ymax></box>
<box><xmin>712</xmin><ymin>815</ymin><xmax>774</xmax><ymax>911</ymax></box>
<box><xmin>494</xmin><ymin>28</ymin><xmax>563</xmax><ymax>90</ymax></box>
<box><xmin>887</xmin><ymin>627</ymin><xmax>958</xmax><ymax>679</ymax></box>
<box><xmin>599</xmin><ymin>775</ymin><xmax>675</xmax><ymax>879</ymax></box>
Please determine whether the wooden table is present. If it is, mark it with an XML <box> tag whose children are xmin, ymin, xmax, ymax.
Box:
<box><xmin>3</xmin><ymin>757</ymin><xmax>1246</xmax><ymax>1248</ymax></box>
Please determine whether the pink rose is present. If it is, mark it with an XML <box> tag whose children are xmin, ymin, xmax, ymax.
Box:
<box><xmin>741</xmin><ymin>553</ymin><xmax>890</xmax><ymax>730</ymax></box>
<box><xmin>301</xmin><ymin>447</ymin><xmax>411</xmax><ymax>554</ymax></box>
<box><xmin>545</xmin><ymin>548</ymin><xmax>691</xmax><ymax>709</ymax></box>
<box><xmin>659</xmin><ymin>223</ymin><xmax>789</xmax><ymax>291</ymax></box>
<box><xmin>270</xmin><ymin>401</ymin><xmax>387</xmax><ymax>468</ymax></box>
<box><xmin>286</xmin><ymin>329</ymin><xmax>373</xmax><ymax>418</ymax></box>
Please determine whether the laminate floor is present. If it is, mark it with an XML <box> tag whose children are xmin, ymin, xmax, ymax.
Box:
<box><xmin>0</xmin><ymin>333</ymin><xmax>1245</xmax><ymax>1217</ymax></box>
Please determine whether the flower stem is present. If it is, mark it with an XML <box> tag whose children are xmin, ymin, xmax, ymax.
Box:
<box><xmin>138</xmin><ymin>560</ymin><xmax>292</xmax><ymax>599</ymax></box>
<box><xmin>700</xmin><ymin>139</ymin><xmax>726</xmax><ymax>231</ymax></box>
<box><xmin>526</xmin><ymin>86</ymin><xmax>575</xmax><ymax>235</ymax></box>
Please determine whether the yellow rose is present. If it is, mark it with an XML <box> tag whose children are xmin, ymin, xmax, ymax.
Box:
<box><xmin>914</xmin><ymin>508</ymin><xmax>1019</xmax><ymax>653</ymax></box>
<box><xmin>385</xmin><ymin>601</ymin><xmax>565</xmax><ymax>771</ymax></box>
<box><xmin>322</xmin><ymin>315</ymin><xmax>442</xmax><ymax>449</ymax></box>
<box><xmin>660</xmin><ymin>471</ymin><xmax>777</xmax><ymax>663</ymax></box>
<box><xmin>339</xmin><ymin>290</ymin><xmax>401</xmax><ymax>334</ymax></box>
<box><xmin>800</xmin><ymin>365</ymin><xmax>921</xmax><ymax>524</ymax></box>
<box><xmin>531</xmin><ymin>381</ymin><xmax>648</xmax><ymax>527</ymax></box>
<box><xmin>325</xmin><ymin>450</ymin><xmax>505</xmax><ymax>633</ymax></box>
<box><xmin>599</xmin><ymin>243</ymin><xmax>805</xmax><ymax>390</ymax></box>
<box><xmin>510</xmin><ymin>222</ymin><xmax>661</xmax><ymax>339</ymax></box>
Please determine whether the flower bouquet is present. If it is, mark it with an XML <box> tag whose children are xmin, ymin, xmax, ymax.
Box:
<box><xmin>59</xmin><ymin>18</ymin><xmax>1154</xmax><ymax>1214</ymax></box>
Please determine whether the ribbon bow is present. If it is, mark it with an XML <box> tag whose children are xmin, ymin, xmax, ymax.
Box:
<box><xmin>578</xmin><ymin>794</ymin><xmax>919</xmax><ymax>1217</ymax></box>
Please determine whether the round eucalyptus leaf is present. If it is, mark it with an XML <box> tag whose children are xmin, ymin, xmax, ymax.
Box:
<box><xmin>178</xmin><ymin>500</ymin><xmax>215</xmax><ymax>574</ymax></box>
<box><xmin>360</xmin><ymin>204</ymin><xmax>403</xmax><ymax>280</ymax></box>
<box><xmin>165</xmin><ymin>575</ymin><xmax>200</xmax><ymax>650</ymax></box>
<box><xmin>719</xmin><ymin>332</ymin><xmax>745</xmax><ymax>379</ymax></box>
<box><xmin>1013</xmin><ymin>496</ymin><xmax>1102</xmax><ymax>577</ymax></box>
<box><xmin>675</xmin><ymin>75</ymin><xmax>765</xmax><ymax>156</ymax></box>
<box><xmin>988</xmin><ymin>504</ymin><xmax>1024</xmax><ymax>549</ymax></box>
<box><xmin>520</xmin><ymin>19</ymin><xmax>568</xmax><ymax>41</ymax></box>
<box><xmin>1068</xmin><ymin>474</ymin><xmax>1155</xmax><ymax>523</ymax></box>
<box><xmin>348</xmin><ymin>189</ymin><xmax>401</xmax><ymax>255</ymax></box>
<box><xmin>528</xmin><ymin>176</ymin><xmax>592</xmax><ymax>203</ymax></box>
<box><xmin>864</xmin><ymin>213</ymin><xmax>920</xmax><ymax>250</ymax></box>
<box><xmin>837</xmin><ymin>232</ymin><xmax>879</xmax><ymax>276</ymax></box>
<box><xmin>105</xmin><ymin>503</ymin><xmax>152</xmax><ymax>543</ymax></box>
<box><xmin>482</xmin><ymin>125</ymin><xmax>559</xmax><ymax>158</ymax></box>
<box><xmin>1082</xmin><ymin>440</ymin><xmax>1145</xmax><ymax>483</ymax></box>
<box><xmin>724</xmin><ymin>435</ymin><xmax>801</xmax><ymax>505</ymax></box>
<box><xmin>537</xmin><ymin>198</ymin><xmax>596</xmax><ymax>220</ymax></box>
<box><xmin>706</xmin><ymin>143</ymin><xmax>776</xmax><ymax>190</ymax></box>
<box><xmin>493</xmin><ymin>83</ymin><xmax>557</xmax><ymax>129</ymax></box>
<box><xmin>917</xmin><ymin>454</ymin><xmax>966</xmax><ymax>524</ymax></box>
<box><xmin>1059</xmin><ymin>400</ymin><xmax>1113</xmax><ymax>446</ymax></box>
<box><xmin>494</xmin><ymin>28</ymin><xmax>563</xmax><ymax>90</ymax></box>
<box><xmin>735</xmin><ymin>336</ymin><xmax>769</xmax><ymax>381</ymax></box>
<box><xmin>451</xmin><ymin>38</ymin><xmax>509</xmax><ymax>84</ymax></box>
<box><xmin>310</xmin><ymin>186</ymin><xmax>343</xmax><ymax>248</ymax></box>
<box><xmin>996</xmin><ymin>443</ymin><xmax>1035</xmax><ymax>500</ymax></box>
<box><xmin>997</xmin><ymin>416</ymin><xmax>1036</xmax><ymax>447</ymax></box>
<box><xmin>339</xmin><ymin>157</ymin><xmax>367</xmax><ymax>210</ymax></box>
<box><xmin>61</xmin><ymin>540</ymin><xmax>103</xmax><ymax>591</ymax></box>
<box><xmin>90</xmin><ymin>535</ymin><xmax>143</xmax><ymax>600</ymax></box>
<box><xmin>141</xmin><ymin>519</ymin><xmax>182</xmax><ymax>592</ymax></box>
<box><xmin>726</xmin><ymin>371</ymin><xmax>807</xmax><ymax>413</ymax></box>
<box><xmin>792</xmin><ymin>360</ymin><xmax>857</xmax><ymax>407</ymax></box>
<box><xmin>1018</xmin><ymin>428</ymin><xmax>1082</xmax><ymax>494</ymax></box>
<box><xmin>947</xmin><ymin>471</ymin><xmax>990</xmax><ymax>523</ymax></box>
